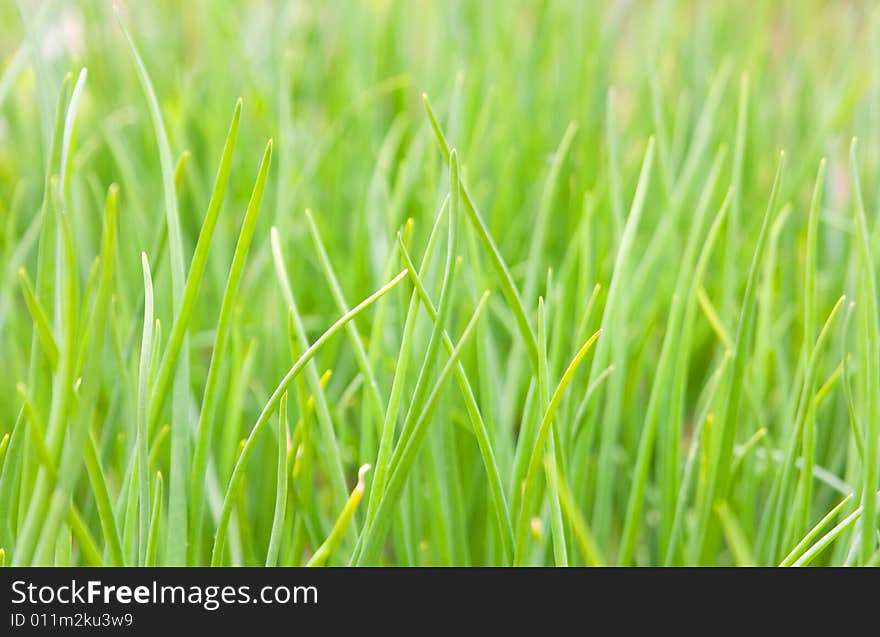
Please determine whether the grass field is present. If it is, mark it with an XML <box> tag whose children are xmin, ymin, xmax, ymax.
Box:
<box><xmin>1</xmin><ymin>0</ymin><xmax>879</xmax><ymax>566</ymax></box>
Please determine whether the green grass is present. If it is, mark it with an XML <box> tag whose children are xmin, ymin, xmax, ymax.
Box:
<box><xmin>1</xmin><ymin>0</ymin><xmax>879</xmax><ymax>566</ymax></box>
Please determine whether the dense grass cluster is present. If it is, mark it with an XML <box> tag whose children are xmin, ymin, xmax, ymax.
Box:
<box><xmin>1</xmin><ymin>1</ymin><xmax>879</xmax><ymax>566</ymax></box>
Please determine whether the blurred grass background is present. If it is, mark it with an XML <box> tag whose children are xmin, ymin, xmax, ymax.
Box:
<box><xmin>1</xmin><ymin>1</ymin><xmax>878</xmax><ymax>565</ymax></box>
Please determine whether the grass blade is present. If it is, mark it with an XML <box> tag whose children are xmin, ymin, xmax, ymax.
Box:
<box><xmin>136</xmin><ymin>253</ymin><xmax>154</xmax><ymax>565</ymax></box>
<box><xmin>118</xmin><ymin>15</ymin><xmax>190</xmax><ymax>563</ymax></box>
<box><xmin>265</xmin><ymin>394</ymin><xmax>289</xmax><ymax>566</ymax></box>
<box><xmin>307</xmin><ymin>464</ymin><xmax>370</xmax><ymax>567</ymax></box>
